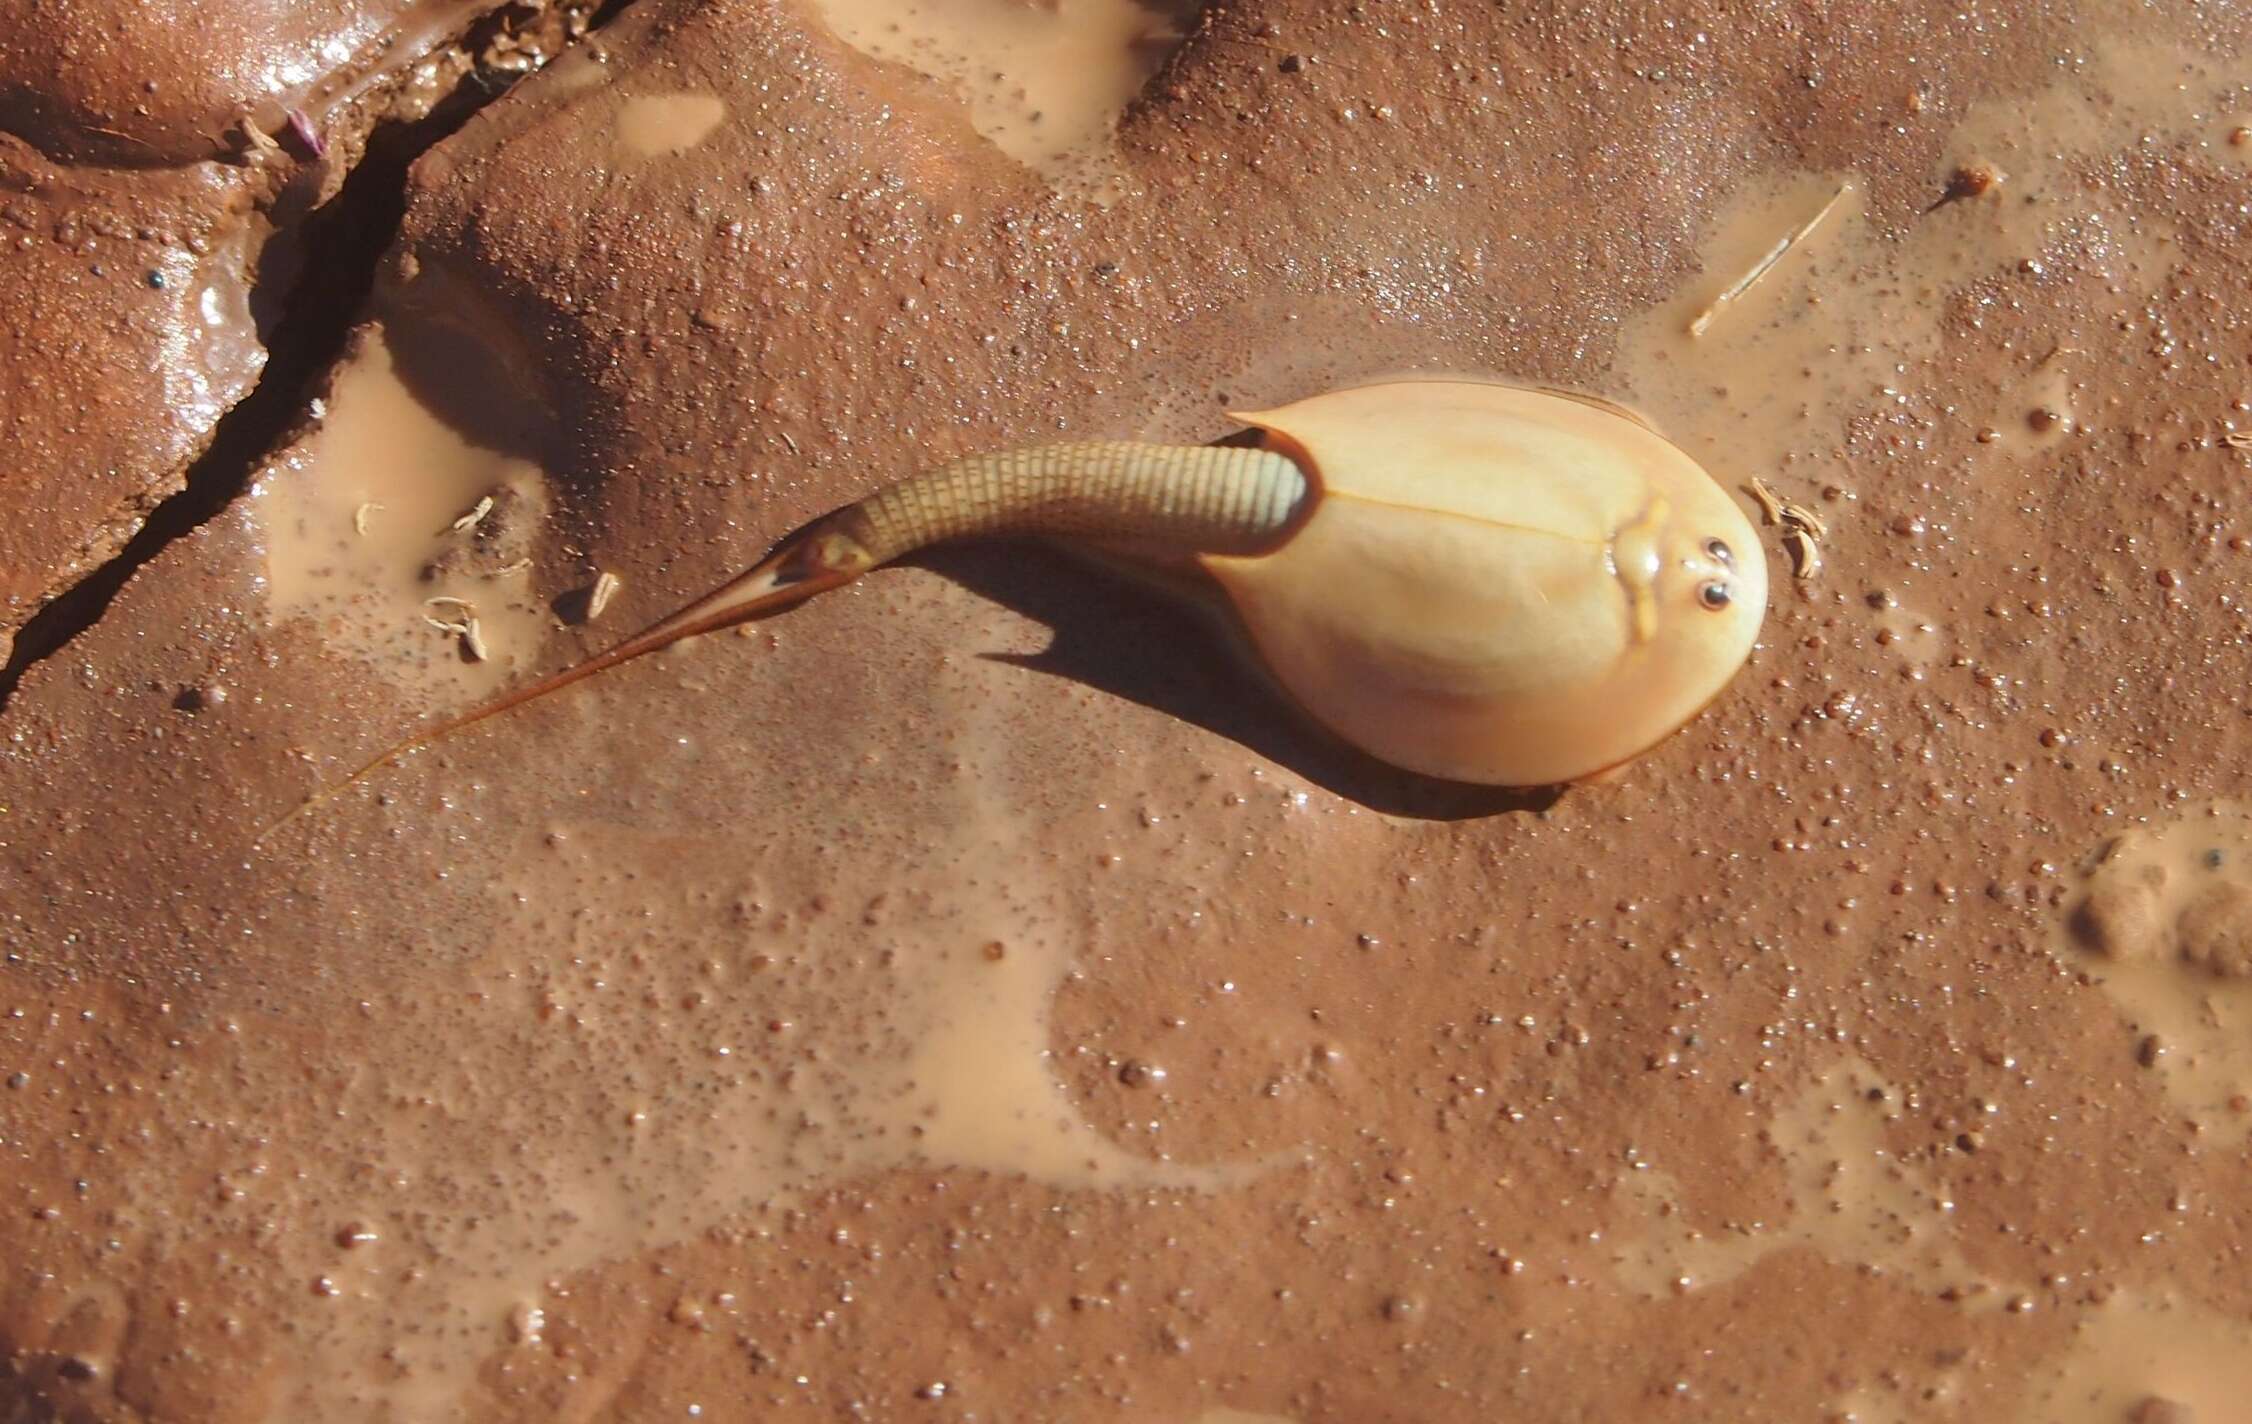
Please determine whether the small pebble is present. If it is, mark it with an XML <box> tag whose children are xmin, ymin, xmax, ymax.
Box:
<box><xmin>1117</xmin><ymin>1060</ymin><xmax>1166</xmax><ymax>1088</ymax></box>
<box><xmin>2069</xmin><ymin>872</ymin><xmax>2167</xmax><ymax>960</ymax></box>
<box><xmin>173</xmin><ymin>684</ymin><xmax>226</xmax><ymax>713</ymax></box>
<box><xmin>1945</xmin><ymin>161</ymin><xmax>2005</xmax><ymax>199</ymax></box>
<box><xmin>2175</xmin><ymin>881</ymin><xmax>2252</xmax><ymax>978</ymax></box>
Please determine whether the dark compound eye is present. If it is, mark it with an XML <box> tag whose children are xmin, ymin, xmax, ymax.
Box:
<box><xmin>1704</xmin><ymin>537</ymin><xmax>1733</xmax><ymax>565</ymax></box>
<box><xmin>1697</xmin><ymin>581</ymin><xmax>1733</xmax><ymax>611</ymax></box>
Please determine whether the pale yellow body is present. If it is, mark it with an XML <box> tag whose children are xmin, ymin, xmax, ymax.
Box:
<box><xmin>1206</xmin><ymin>382</ymin><xmax>1766</xmax><ymax>786</ymax></box>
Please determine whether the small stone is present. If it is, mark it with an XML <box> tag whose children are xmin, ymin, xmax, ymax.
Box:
<box><xmin>2129</xmin><ymin>1396</ymin><xmax>2194</xmax><ymax>1424</ymax></box>
<box><xmin>1944</xmin><ymin>161</ymin><xmax>2005</xmax><ymax>200</ymax></box>
<box><xmin>2137</xmin><ymin>1034</ymin><xmax>2165</xmax><ymax>1068</ymax></box>
<box><xmin>2068</xmin><ymin>870</ymin><xmax>2168</xmax><ymax>960</ymax></box>
<box><xmin>2175</xmin><ymin>881</ymin><xmax>2252</xmax><ymax>978</ymax></box>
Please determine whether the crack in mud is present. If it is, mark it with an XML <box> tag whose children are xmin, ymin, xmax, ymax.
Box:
<box><xmin>0</xmin><ymin>0</ymin><xmax>641</xmax><ymax>716</ymax></box>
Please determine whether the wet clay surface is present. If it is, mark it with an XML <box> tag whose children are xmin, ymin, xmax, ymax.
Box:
<box><xmin>0</xmin><ymin>0</ymin><xmax>580</xmax><ymax>664</ymax></box>
<box><xmin>0</xmin><ymin>0</ymin><xmax>495</xmax><ymax>165</ymax></box>
<box><xmin>3</xmin><ymin>0</ymin><xmax>2252</xmax><ymax>1419</ymax></box>
<box><xmin>0</xmin><ymin>140</ymin><xmax>272</xmax><ymax>661</ymax></box>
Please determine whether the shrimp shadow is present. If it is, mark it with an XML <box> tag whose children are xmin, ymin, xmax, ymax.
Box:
<box><xmin>908</xmin><ymin>543</ymin><xmax>1559</xmax><ymax>823</ymax></box>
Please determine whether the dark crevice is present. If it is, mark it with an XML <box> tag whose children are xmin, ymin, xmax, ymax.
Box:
<box><xmin>0</xmin><ymin>0</ymin><xmax>643</xmax><ymax>715</ymax></box>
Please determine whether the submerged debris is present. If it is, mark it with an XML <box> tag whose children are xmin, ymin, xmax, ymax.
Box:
<box><xmin>423</xmin><ymin>596</ymin><xmax>489</xmax><ymax>662</ymax></box>
<box><xmin>1748</xmin><ymin>477</ymin><xmax>1828</xmax><ymax>582</ymax></box>
<box><xmin>234</xmin><ymin>117</ymin><xmax>283</xmax><ymax>163</ymax></box>
<box><xmin>1935</xmin><ymin>160</ymin><xmax>2006</xmax><ymax>208</ymax></box>
<box><xmin>587</xmin><ymin>570</ymin><xmax>623</xmax><ymax>621</ymax></box>
<box><xmin>1784</xmin><ymin>528</ymin><xmax>1822</xmax><ymax>580</ymax></box>
<box><xmin>1689</xmin><ymin>181</ymin><xmax>1852</xmax><ymax>338</ymax></box>
<box><xmin>449</xmin><ymin>494</ymin><xmax>496</xmax><ymax>534</ymax></box>
<box><xmin>423</xmin><ymin>595</ymin><xmax>475</xmax><ymax>634</ymax></box>
<box><xmin>1747</xmin><ymin>478</ymin><xmax>1785</xmax><ymax>526</ymax></box>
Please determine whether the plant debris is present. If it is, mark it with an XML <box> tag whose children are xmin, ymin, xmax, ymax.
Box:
<box><xmin>587</xmin><ymin>571</ymin><xmax>623</xmax><ymax>621</ymax></box>
<box><xmin>353</xmin><ymin>502</ymin><xmax>382</xmax><ymax>536</ymax></box>
<box><xmin>449</xmin><ymin>494</ymin><xmax>495</xmax><ymax>533</ymax></box>
<box><xmin>1779</xmin><ymin>498</ymin><xmax>1827</xmax><ymax>541</ymax></box>
<box><xmin>2223</xmin><ymin>431</ymin><xmax>2252</xmax><ymax>451</ymax></box>
<box><xmin>1748</xmin><ymin>477</ymin><xmax>1828</xmax><ymax>582</ymax></box>
<box><xmin>1784</xmin><ymin>528</ymin><xmax>1822</xmax><ymax>580</ymax></box>
<box><xmin>1689</xmin><ymin>181</ymin><xmax>1852</xmax><ymax>339</ymax></box>
<box><xmin>422</xmin><ymin>596</ymin><xmax>488</xmax><ymax>661</ymax></box>
<box><xmin>1747</xmin><ymin>479</ymin><xmax>1785</xmax><ymax>526</ymax></box>
<box><xmin>234</xmin><ymin>117</ymin><xmax>282</xmax><ymax>162</ymax></box>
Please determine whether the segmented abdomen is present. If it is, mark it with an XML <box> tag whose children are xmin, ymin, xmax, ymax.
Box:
<box><xmin>835</xmin><ymin>441</ymin><xmax>1310</xmax><ymax>565</ymax></box>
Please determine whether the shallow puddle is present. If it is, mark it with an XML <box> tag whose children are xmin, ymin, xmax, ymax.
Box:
<box><xmin>2016</xmin><ymin>1289</ymin><xmax>2252</xmax><ymax>1423</ymax></box>
<box><xmin>249</xmin><ymin>328</ymin><xmax>557</xmax><ymax>703</ymax></box>
<box><xmin>1613</xmin><ymin>39</ymin><xmax>2234</xmax><ymax>559</ymax></box>
<box><xmin>809</xmin><ymin>0</ymin><xmax>1197</xmax><ymax>189</ymax></box>
<box><xmin>2057</xmin><ymin>804</ymin><xmax>2252</xmax><ymax>1134</ymax></box>
<box><xmin>1612</xmin><ymin>1058</ymin><xmax>1998</xmax><ymax>1307</ymax></box>
<box><xmin>614</xmin><ymin>91</ymin><xmax>728</xmax><ymax>156</ymax></box>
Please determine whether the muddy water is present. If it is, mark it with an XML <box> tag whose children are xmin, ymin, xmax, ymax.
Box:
<box><xmin>249</xmin><ymin>330</ymin><xmax>556</xmax><ymax>702</ymax></box>
<box><xmin>1616</xmin><ymin>1054</ymin><xmax>2252</xmax><ymax>1422</ymax></box>
<box><xmin>1613</xmin><ymin>1060</ymin><xmax>2000</xmax><ymax>1307</ymax></box>
<box><xmin>199</xmin><ymin>589</ymin><xmax>1237</xmax><ymax>1418</ymax></box>
<box><xmin>1613</xmin><ymin>40</ymin><xmax>2231</xmax><ymax>525</ymax></box>
<box><xmin>614</xmin><ymin>92</ymin><xmax>728</xmax><ymax>156</ymax></box>
<box><xmin>2059</xmin><ymin>805</ymin><xmax>2252</xmax><ymax>1132</ymax></box>
<box><xmin>809</xmin><ymin>0</ymin><xmax>1194</xmax><ymax>187</ymax></box>
<box><xmin>2019</xmin><ymin>1290</ymin><xmax>2252</xmax><ymax>1422</ymax></box>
